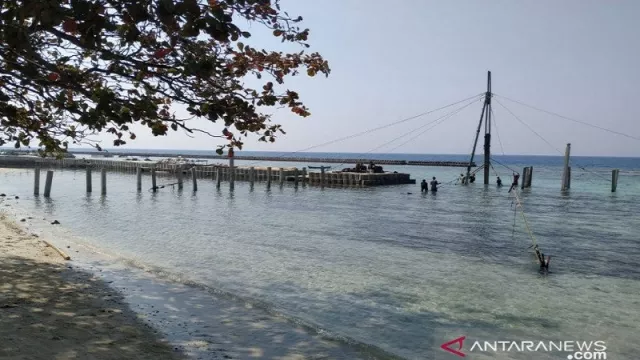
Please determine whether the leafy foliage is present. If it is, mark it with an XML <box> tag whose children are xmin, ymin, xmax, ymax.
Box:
<box><xmin>0</xmin><ymin>0</ymin><xmax>329</xmax><ymax>156</ymax></box>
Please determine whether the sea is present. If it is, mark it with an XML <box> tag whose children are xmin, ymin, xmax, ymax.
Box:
<box><xmin>1</xmin><ymin>150</ymin><xmax>639</xmax><ymax>360</ymax></box>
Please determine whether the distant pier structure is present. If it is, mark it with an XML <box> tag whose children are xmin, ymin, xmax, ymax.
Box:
<box><xmin>13</xmin><ymin>150</ymin><xmax>472</xmax><ymax>167</ymax></box>
<box><xmin>0</xmin><ymin>155</ymin><xmax>419</xmax><ymax>191</ymax></box>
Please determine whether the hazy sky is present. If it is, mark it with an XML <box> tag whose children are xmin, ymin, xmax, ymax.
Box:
<box><xmin>91</xmin><ymin>0</ymin><xmax>640</xmax><ymax>156</ymax></box>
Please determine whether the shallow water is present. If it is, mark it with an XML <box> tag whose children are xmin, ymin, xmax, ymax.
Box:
<box><xmin>1</xmin><ymin>156</ymin><xmax>640</xmax><ymax>359</ymax></box>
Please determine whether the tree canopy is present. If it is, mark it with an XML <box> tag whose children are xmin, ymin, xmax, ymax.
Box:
<box><xmin>0</xmin><ymin>0</ymin><xmax>330</xmax><ymax>156</ymax></box>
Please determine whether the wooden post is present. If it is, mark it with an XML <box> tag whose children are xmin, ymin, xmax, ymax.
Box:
<box><xmin>43</xmin><ymin>170</ymin><xmax>53</xmax><ymax>197</ymax></box>
<box><xmin>177</xmin><ymin>166</ymin><xmax>184</xmax><ymax>190</ymax></box>
<box><xmin>279</xmin><ymin>168</ymin><xmax>285</xmax><ymax>186</ymax></box>
<box><xmin>521</xmin><ymin>167</ymin><xmax>528</xmax><ymax>190</ymax></box>
<box><xmin>86</xmin><ymin>168</ymin><xmax>92</xmax><ymax>193</ymax></box>
<box><xmin>136</xmin><ymin>167</ymin><xmax>142</xmax><ymax>192</ymax></box>
<box><xmin>320</xmin><ymin>167</ymin><xmax>326</xmax><ymax>187</ymax></box>
<box><xmin>191</xmin><ymin>167</ymin><xmax>198</xmax><ymax>191</ymax></box>
<box><xmin>611</xmin><ymin>169</ymin><xmax>619</xmax><ymax>192</ymax></box>
<box><xmin>33</xmin><ymin>167</ymin><xmax>40</xmax><ymax>195</ymax></box>
<box><xmin>229</xmin><ymin>158</ymin><xmax>235</xmax><ymax>190</ymax></box>
<box><xmin>216</xmin><ymin>167</ymin><xmax>221</xmax><ymax>189</ymax></box>
<box><xmin>301</xmin><ymin>167</ymin><xmax>307</xmax><ymax>186</ymax></box>
<box><xmin>561</xmin><ymin>143</ymin><xmax>571</xmax><ymax>191</ymax></box>
<box><xmin>526</xmin><ymin>166</ymin><xmax>533</xmax><ymax>188</ymax></box>
<box><xmin>249</xmin><ymin>167</ymin><xmax>255</xmax><ymax>187</ymax></box>
<box><xmin>151</xmin><ymin>169</ymin><xmax>157</xmax><ymax>192</ymax></box>
<box><xmin>100</xmin><ymin>169</ymin><xmax>107</xmax><ymax>195</ymax></box>
<box><xmin>294</xmin><ymin>168</ymin><xmax>299</xmax><ymax>187</ymax></box>
<box><xmin>267</xmin><ymin>167</ymin><xmax>272</xmax><ymax>189</ymax></box>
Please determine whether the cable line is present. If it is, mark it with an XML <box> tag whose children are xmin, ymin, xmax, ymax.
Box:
<box><xmin>317</xmin><ymin>97</ymin><xmax>483</xmax><ymax>169</ymax></box>
<box><xmin>496</xmin><ymin>99</ymin><xmax>612</xmax><ymax>183</ymax></box>
<box><xmin>385</xmin><ymin>97</ymin><xmax>483</xmax><ymax>153</ymax></box>
<box><xmin>241</xmin><ymin>93</ymin><xmax>485</xmax><ymax>166</ymax></box>
<box><xmin>495</xmin><ymin>94</ymin><xmax>640</xmax><ymax>142</ymax></box>
<box><xmin>491</xmin><ymin>107</ymin><xmax>506</xmax><ymax>156</ymax></box>
<box><xmin>495</xmin><ymin>99</ymin><xmax>563</xmax><ymax>154</ymax></box>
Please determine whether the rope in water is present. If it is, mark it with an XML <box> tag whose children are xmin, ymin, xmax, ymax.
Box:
<box><xmin>511</xmin><ymin>189</ymin><xmax>538</xmax><ymax>249</ymax></box>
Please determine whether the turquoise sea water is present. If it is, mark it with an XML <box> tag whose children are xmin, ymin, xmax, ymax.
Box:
<box><xmin>1</xmin><ymin>152</ymin><xmax>639</xmax><ymax>359</ymax></box>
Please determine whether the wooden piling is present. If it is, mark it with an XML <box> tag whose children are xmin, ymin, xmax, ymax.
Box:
<box><xmin>521</xmin><ymin>167</ymin><xmax>528</xmax><ymax>190</ymax></box>
<box><xmin>191</xmin><ymin>167</ymin><xmax>197</xmax><ymax>191</ymax></box>
<box><xmin>33</xmin><ymin>167</ymin><xmax>40</xmax><ymax>195</ymax></box>
<box><xmin>320</xmin><ymin>167</ymin><xmax>326</xmax><ymax>187</ymax></box>
<box><xmin>177</xmin><ymin>166</ymin><xmax>184</xmax><ymax>190</ymax></box>
<box><xmin>216</xmin><ymin>167</ymin><xmax>221</xmax><ymax>189</ymax></box>
<box><xmin>249</xmin><ymin>167</ymin><xmax>255</xmax><ymax>187</ymax></box>
<box><xmin>526</xmin><ymin>166</ymin><xmax>533</xmax><ymax>187</ymax></box>
<box><xmin>301</xmin><ymin>167</ymin><xmax>307</xmax><ymax>186</ymax></box>
<box><xmin>136</xmin><ymin>167</ymin><xmax>142</xmax><ymax>192</ymax></box>
<box><xmin>267</xmin><ymin>167</ymin><xmax>272</xmax><ymax>189</ymax></box>
<box><xmin>229</xmin><ymin>158</ymin><xmax>235</xmax><ymax>190</ymax></box>
<box><xmin>100</xmin><ymin>169</ymin><xmax>107</xmax><ymax>195</ymax></box>
<box><xmin>611</xmin><ymin>169</ymin><xmax>619</xmax><ymax>192</ymax></box>
<box><xmin>151</xmin><ymin>169</ymin><xmax>157</xmax><ymax>192</ymax></box>
<box><xmin>294</xmin><ymin>168</ymin><xmax>299</xmax><ymax>187</ymax></box>
<box><xmin>561</xmin><ymin>143</ymin><xmax>571</xmax><ymax>191</ymax></box>
<box><xmin>86</xmin><ymin>168</ymin><xmax>92</xmax><ymax>193</ymax></box>
<box><xmin>43</xmin><ymin>170</ymin><xmax>53</xmax><ymax>197</ymax></box>
<box><xmin>279</xmin><ymin>168</ymin><xmax>285</xmax><ymax>186</ymax></box>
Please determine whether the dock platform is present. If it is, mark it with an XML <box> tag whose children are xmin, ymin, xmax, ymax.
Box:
<box><xmin>0</xmin><ymin>156</ymin><xmax>417</xmax><ymax>187</ymax></box>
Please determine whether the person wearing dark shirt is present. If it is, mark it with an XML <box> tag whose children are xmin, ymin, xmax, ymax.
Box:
<box><xmin>497</xmin><ymin>177</ymin><xmax>502</xmax><ymax>187</ymax></box>
<box><xmin>420</xmin><ymin>179</ymin><xmax>428</xmax><ymax>193</ymax></box>
<box><xmin>508</xmin><ymin>172</ymin><xmax>520</xmax><ymax>192</ymax></box>
<box><xmin>430</xmin><ymin>177</ymin><xmax>440</xmax><ymax>192</ymax></box>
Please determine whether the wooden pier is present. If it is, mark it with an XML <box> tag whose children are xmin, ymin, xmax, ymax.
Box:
<box><xmin>1</xmin><ymin>150</ymin><xmax>473</xmax><ymax>167</ymax></box>
<box><xmin>0</xmin><ymin>155</ymin><xmax>416</xmax><ymax>189</ymax></box>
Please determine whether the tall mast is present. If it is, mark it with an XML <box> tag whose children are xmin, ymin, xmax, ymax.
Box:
<box><xmin>483</xmin><ymin>71</ymin><xmax>492</xmax><ymax>185</ymax></box>
<box><xmin>465</xmin><ymin>71</ymin><xmax>492</xmax><ymax>185</ymax></box>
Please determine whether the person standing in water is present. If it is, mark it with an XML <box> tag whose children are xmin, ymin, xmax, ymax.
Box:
<box><xmin>430</xmin><ymin>177</ymin><xmax>440</xmax><ymax>192</ymax></box>
<box><xmin>497</xmin><ymin>176</ymin><xmax>503</xmax><ymax>187</ymax></box>
<box><xmin>420</xmin><ymin>179</ymin><xmax>428</xmax><ymax>193</ymax></box>
<box><xmin>508</xmin><ymin>172</ymin><xmax>520</xmax><ymax>192</ymax></box>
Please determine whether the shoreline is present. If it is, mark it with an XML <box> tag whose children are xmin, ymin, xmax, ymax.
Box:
<box><xmin>0</xmin><ymin>208</ymin><xmax>184</xmax><ymax>360</ymax></box>
<box><xmin>0</xmin><ymin>193</ymin><xmax>384</xmax><ymax>360</ymax></box>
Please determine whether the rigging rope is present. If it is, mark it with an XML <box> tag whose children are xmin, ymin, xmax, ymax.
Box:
<box><xmin>494</xmin><ymin>94</ymin><xmax>640</xmax><ymax>142</ymax></box>
<box><xmin>331</xmin><ymin>97</ymin><xmax>483</xmax><ymax>169</ymax></box>
<box><xmin>511</xmin><ymin>189</ymin><xmax>539</xmax><ymax>250</ymax></box>
<box><xmin>385</xmin><ymin>97</ymin><xmax>483</xmax><ymax>153</ymax></box>
<box><xmin>495</xmin><ymin>99</ymin><xmax>612</xmax><ymax>183</ymax></box>
<box><xmin>491</xmin><ymin>107</ymin><xmax>506</xmax><ymax>156</ymax></box>
<box><xmin>489</xmin><ymin>162</ymin><xmax>500</xmax><ymax>177</ymax></box>
<box><xmin>490</xmin><ymin>156</ymin><xmax>519</xmax><ymax>174</ymax></box>
<box><xmin>241</xmin><ymin>93</ymin><xmax>485</xmax><ymax>166</ymax></box>
<box><xmin>495</xmin><ymin>99</ymin><xmax>563</xmax><ymax>154</ymax></box>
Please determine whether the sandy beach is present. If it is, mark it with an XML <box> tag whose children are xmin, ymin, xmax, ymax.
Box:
<box><xmin>0</xmin><ymin>186</ymin><xmax>373</xmax><ymax>360</ymax></box>
<box><xmin>0</xmin><ymin>211</ymin><xmax>184</xmax><ymax>360</ymax></box>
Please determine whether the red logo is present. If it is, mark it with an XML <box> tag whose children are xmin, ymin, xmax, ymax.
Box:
<box><xmin>441</xmin><ymin>336</ymin><xmax>466</xmax><ymax>357</ymax></box>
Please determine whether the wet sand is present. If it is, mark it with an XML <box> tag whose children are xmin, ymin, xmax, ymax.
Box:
<box><xmin>0</xmin><ymin>210</ymin><xmax>184</xmax><ymax>360</ymax></box>
<box><xmin>0</xmin><ymin>193</ymin><xmax>373</xmax><ymax>360</ymax></box>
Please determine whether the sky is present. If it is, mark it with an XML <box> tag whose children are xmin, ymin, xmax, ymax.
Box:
<box><xmin>90</xmin><ymin>0</ymin><xmax>640</xmax><ymax>157</ymax></box>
